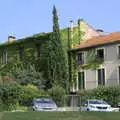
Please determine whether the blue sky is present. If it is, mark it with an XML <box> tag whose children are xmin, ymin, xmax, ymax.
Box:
<box><xmin>0</xmin><ymin>0</ymin><xmax>120</xmax><ymax>42</ymax></box>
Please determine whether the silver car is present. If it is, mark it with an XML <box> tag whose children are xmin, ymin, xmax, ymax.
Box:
<box><xmin>33</xmin><ymin>98</ymin><xmax>57</xmax><ymax>111</ymax></box>
<box><xmin>82</xmin><ymin>99</ymin><xmax>119</xmax><ymax>112</ymax></box>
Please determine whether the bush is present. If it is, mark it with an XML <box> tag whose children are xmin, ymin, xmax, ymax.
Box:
<box><xmin>0</xmin><ymin>82</ymin><xmax>22</xmax><ymax>111</ymax></box>
<box><xmin>92</xmin><ymin>85</ymin><xmax>120</xmax><ymax>106</ymax></box>
<box><xmin>79</xmin><ymin>85</ymin><xmax>120</xmax><ymax>107</ymax></box>
<box><xmin>20</xmin><ymin>84</ymin><xmax>47</xmax><ymax>106</ymax></box>
<box><xmin>12</xmin><ymin>65</ymin><xmax>46</xmax><ymax>89</ymax></box>
<box><xmin>48</xmin><ymin>85</ymin><xmax>66</xmax><ymax>107</ymax></box>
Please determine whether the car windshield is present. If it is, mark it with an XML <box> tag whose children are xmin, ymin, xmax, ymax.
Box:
<box><xmin>34</xmin><ymin>98</ymin><xmax>55</xmax><ymax>104</ymax></box>
<box><xmin>89</xmin><ymin>100</ymin><xmax>108</xmax><ymax>104</ymax></box>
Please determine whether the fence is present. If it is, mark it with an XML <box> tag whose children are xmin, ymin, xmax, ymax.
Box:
<box><xmin>64</xmin><ymin>94</ymin><xmax>88</xmax><ymax>107</ymax></box>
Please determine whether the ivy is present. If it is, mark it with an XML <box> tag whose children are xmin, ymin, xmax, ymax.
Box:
<box><xmin>80</xmin><ymin>49</ymin><xmax>103</xmax><ymax>70</ymax></box>
<box><xmin>42</xmin><ymin>6</ymin><xmax>68</xmax><ymax>89</ymax></box>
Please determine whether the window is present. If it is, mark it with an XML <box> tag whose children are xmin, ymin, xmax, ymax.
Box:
<box><xmin>97</xmin><ymin>68</ymin><xmax>105</xmax><ymax>85</ymax></box>
<box><xmin>78</xmin><ymin>72</ymin><xmax>85</xmax><ymax>90</ymax></box>
<box><xmin>97</xmin><ymin>49</ymin><xmax>104</xmax><ymax>60</ymax></box>
<box><xmin>77</xmin><ymin>53</ymin><xmax>84</xmax><ymax>64</ymax></box>
<box><xmin>19</xmin><ymin>47</ymin><xmax>24</xmax><ymax>60</ymax></box>
<box><xmin>1</xmin><ymin>51</ymin><xmax>7</xmax><ymax>64</ymax></box>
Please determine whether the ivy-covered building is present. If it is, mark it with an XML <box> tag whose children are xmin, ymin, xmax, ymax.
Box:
<box><xmin>0</xmin><ymin>19</ymin><xmax>105</xmax><ymax>91</ymax></box>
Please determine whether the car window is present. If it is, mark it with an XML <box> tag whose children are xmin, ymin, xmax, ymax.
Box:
<box><xmin>89</xmin><ymin>100</ymin><xmax>108</xmax><ymax>104</ymax></box>
<box><xmin>34</xmin><ymin>98</ymin><xmax>55</xmax><ymax>104</ymax></box>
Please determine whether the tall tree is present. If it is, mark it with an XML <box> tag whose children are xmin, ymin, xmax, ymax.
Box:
<box><xmin>44</xmin><ymin>6</ymin><xmax>68</xmax><ymax>89</ymax></box>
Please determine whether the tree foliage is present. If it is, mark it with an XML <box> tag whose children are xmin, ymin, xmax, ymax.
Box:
<box><xmin>48</xmin><ymin>85</ymin><xmax>66</xmax><ymax>106</ymax></box>
<box><xmin>11</xmin><ymin>64</ymin><xmax>45</xmax><ymax>89</ymax></box>
<box><xmin>0</xmin><ymin>61</ymin><xmax>45</xmax><ymax>89</ymax></box>
<box><xmin>20</xmin><ymin>84</ymin><xmax>46</xmax><ymax>106</ymax></box>
<box><xmin>0</xmin><ymin>82</ymin><xmax>22</xmax><ymax>111</ymax></box>
<box><xmin>43</xmin><ymin>6</ymin><xmax>68</xmax><ymax>89</ymax></box>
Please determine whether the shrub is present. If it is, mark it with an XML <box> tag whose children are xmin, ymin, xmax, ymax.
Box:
<box><xmin>92</xmin><ymin>85</ymin><xmax>120</xmax><ymax>106</ymax></box>
<box><xmin>0</xmin><ymin>82</ymin><xmax>22</xmax><ymax>111</ymax></box>
<box><xmin>20</xmin><ymin>84</ymin><xmax>46</xmax><ymax>106</ymax></box>
<box><xmin>12</xmin><ymin>65</ymin><xmax>45</xmax><ymax>89</ymax></box>
<box><xmin>79</xmin><ymin>85</ymin><xmax>120</xmax><ymax>106</ymax></box>
<box><xmin>48</xmin><ymin>85</ymin><xmax>66</xmax><ymax>107</ymax></box>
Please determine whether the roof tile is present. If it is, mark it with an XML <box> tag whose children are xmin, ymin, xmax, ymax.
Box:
<box><xmin>73</xmin><ymin>32</ymin><xmax>120</xmax><ymax>49</ymax></box>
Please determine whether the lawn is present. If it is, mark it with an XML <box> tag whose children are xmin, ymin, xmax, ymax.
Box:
<box><xmin>0</xmin><ymin>111</ymin><xmax>120</xmax><ymax>120</ymax></box>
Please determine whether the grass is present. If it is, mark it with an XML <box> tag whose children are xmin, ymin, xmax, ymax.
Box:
<box><xmin>0</xmin><ymin>111</ymin><xmax>120</xmax><ymax>120</ymax></box>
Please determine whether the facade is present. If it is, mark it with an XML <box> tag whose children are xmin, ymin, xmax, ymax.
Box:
<box><xmin>1</xmin><ymin>19</ymin><xmax>120</xmax><ymax>91</ymax></box>
<box><xmin>71</xmin><ymin>32</ymin><xmax>120</xmax><ymax>91</ymax></box>
<box><xmin>0</xmin><ymin>19</ymin><xmax>99</xmax><ymax>68</ymax></box>
<box><xmin>0</xmin><ymin>34</ymin><xmax>49</xmax><ymax>66</ymax></box>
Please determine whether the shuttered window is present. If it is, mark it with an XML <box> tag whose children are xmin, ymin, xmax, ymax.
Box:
<box><xmin>98</xmin><ymin>68</ymin><xmax>105</xmax><ymax>85</ymax></box>
<box><xmin>78</xmin><ymin>72</ymin><xmax>85</xmax><ymax>90</ymax></box>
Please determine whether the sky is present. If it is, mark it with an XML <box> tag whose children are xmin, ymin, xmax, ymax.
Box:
<box><xmin>0</xmin><ymin>0</ymin><xmax>120</xmax><ymax>42</ymax></box>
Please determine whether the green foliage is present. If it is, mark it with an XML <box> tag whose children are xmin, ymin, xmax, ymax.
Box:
<box><xmin>79</xmin><ymin>85</ymin><xmax>120</xmax><ymax>106</ymax></box>
<box><xmin>0</xmin><ymin>83</ymin><xmax>47</xmax><ymax>111</ymax></box>
<box><xmin>24</xmin><ymin>48</ymin><xmax>36</xmax><ymax>62</ymax></box>
<box><xmin>20</xmin><ymin>84</ymin><xmax>46</xmax><ymax>106</ymax></box>
<box><xmin>78</xmin><ymin>49</ymin><xmax>103</xmax><ymax>70</ymax></box>
<box><xmin>11</xmin><ymin>103</ymin><xmax>28</xmax><ymax>111</ymax></box>
<box><xmin>85</xmin><ymin>49</ymin><xmax>103</xmax><ymax>69</ymax></box>
<box><xmin>43</xmin><ymin>6</ymin><xmax>68</xmax><ymax>89</ymax></box>
<box><xmin>70</xmin><ymin>52</ymin><xmax>77</xmax><ymax>87</ymax></box>
<box><xmin>9</xmin><ymin>64</ymin><xmax>45</xmax><ymax>88</ymax></box>
<box><xmin>92</xmin><ymin>86</ymin><xmax>120</xmax><ymax>106</ymax></box>
<box><xmin>0</xmin><ymin>82</ymin><xmax>22</xmax><ymax>111</ymax></box>
<box><xmin>48</xmin><ymin>85</ymin><xmax>66</xmax><ymax>106</ymax></box>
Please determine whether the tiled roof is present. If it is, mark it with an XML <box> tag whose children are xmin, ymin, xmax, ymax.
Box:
<box><xmin>73</xmin><ymin>32</ymin><xmax>120</xmax><ymax>50</ymax></box>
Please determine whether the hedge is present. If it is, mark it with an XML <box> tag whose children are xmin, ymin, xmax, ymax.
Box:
<box><xmin>79</xmin><ymin>85</ymin><xmax>120</xmax><ymax>107</ymax></box>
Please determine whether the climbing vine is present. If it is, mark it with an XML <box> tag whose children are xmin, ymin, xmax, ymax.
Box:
<box><xmin>80</xmin><ymin>49</ymin><xmax>103</xmax><ymax>70</ymax></box>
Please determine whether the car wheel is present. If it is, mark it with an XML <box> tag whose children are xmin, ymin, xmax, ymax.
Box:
<box><xmin>87</xmin><ymin>108</ymin><xmax>89</xmax><ymax>111</ymax></box>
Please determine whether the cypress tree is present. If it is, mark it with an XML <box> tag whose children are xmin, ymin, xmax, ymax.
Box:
<box><xmin>46</xmin><ymin>6</ymin><xmax>68</xmax><ymax>89</ymax></box>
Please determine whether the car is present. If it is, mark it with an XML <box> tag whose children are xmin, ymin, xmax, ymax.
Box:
<box><xmin>81</xmin><ymin>99</ymin><xmax>119</xmax><ymax>112</ymax></box>
<box><xmin>32</xmin><ymin>98</ymin><xmax>57</xmax><ymax>111</ymax></box>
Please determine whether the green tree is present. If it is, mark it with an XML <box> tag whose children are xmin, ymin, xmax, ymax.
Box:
<box><xmin>48</xmin><ymin>85</ymin><xmax>66</xmax><ymax>106</ymax></box>
<box><xmin>43</xmin><ymin>6</ymin><xmax>68</xmax><ymax>89</ymax></box>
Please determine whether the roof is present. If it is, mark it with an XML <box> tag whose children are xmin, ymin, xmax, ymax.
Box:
<box><xmin>73</xmin><ymin>32</ymin><xmax>120</xmax><ymax>50</ymax></box>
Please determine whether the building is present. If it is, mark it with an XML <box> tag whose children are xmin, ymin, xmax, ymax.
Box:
<box><xmin>71</xmin><ymin>31</ymin><xmax>120</xmax><ymax>91</ymax></box>
<box><xmin>0</xmin><ymin>19</ymin><xmax>99</xmax><ymax>69</ymax></box>
<box><xmin>1</xmin><ymin>19</ymin><xmax>119</xmax><ymax>91</ymax></box>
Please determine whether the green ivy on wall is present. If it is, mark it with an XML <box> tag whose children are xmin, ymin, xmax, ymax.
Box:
<box><xmin>74</xmin><ymin>49</ymin><xmax>104</xmax><ymax>71</ymax></box>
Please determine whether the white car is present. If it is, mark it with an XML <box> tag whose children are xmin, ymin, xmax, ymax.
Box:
<box><xmin>33</xmin><ymin>98</ymin><xmax>57</xmax><ymax>111</ymax></box>
<box><xmin>82</xmin><ymin>99</ymin><xmax>119</xmax><ymax>112</ymax></box>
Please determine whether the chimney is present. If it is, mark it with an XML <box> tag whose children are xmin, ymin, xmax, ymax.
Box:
<box><xmin>8</xmin><ymin>35</ymin><xmax>16</xmax><ymax>43</ymax></box>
